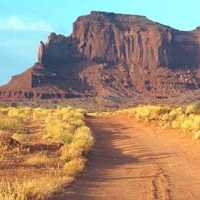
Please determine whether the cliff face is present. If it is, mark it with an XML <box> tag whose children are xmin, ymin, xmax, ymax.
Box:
<box><xmin>1</xmin><ymin>11</ymin><xmax>200</xmax><ymax>100</ymax></box>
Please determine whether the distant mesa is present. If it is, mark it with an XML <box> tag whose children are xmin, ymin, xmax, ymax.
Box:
<box><xmin>1</xmin><ymin>11</ymin><xmax>200</xmax><ymax>101</ymax></box>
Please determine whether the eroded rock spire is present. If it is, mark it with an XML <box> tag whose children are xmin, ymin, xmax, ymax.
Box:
<box><xmin>37</xmin><ymin>41</ymin><xmax>46</xmax><ymax>64</ymax></box>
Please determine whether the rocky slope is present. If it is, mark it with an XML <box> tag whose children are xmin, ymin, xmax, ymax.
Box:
<box><xmin>1</xmin><ymin>11</ymin><xmax>200</xmax><ymax>100</ymax></box>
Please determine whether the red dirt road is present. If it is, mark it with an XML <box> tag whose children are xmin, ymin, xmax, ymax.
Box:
<box><xmin>54</xmin><ymin>115</ymin><xmax>200</xmax><ymax>200</ymax></box>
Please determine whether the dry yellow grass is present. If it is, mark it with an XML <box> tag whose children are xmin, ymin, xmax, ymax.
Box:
<box><xmin>0</xmin><ymin>175</ymin><xmax>72</xmax><ymax>200</ymax></box>
<box><xmin>23</xmin><ymin>152</ymin><xmax>52</xmax><ymax>167</ymax></box>
<box><xmin>0</xmin><ymin>116</ymin><xmax>23</xmax><ymax>132</ymax></box>
<box><xmin>64</xmin><ymin>157</ymin><xmax>86</xmax><ymax>177</ymax></box>
<box><xmin>0</xmin><ymin>106</ymin><xmax>94</xmax><ymax>200</ymax></box>
<box><xmin>117</xmin><ymin>103</ymin><xmax>200</xmax><ymax>139</ymax></box>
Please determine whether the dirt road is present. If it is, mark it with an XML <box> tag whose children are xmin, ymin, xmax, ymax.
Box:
<box><xmin>55</xmin><ymin>115</ymin><xmax>200</xmax><ymax>200</ymax></box>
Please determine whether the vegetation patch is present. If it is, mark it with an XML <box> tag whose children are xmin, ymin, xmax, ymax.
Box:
<box><xmin>0</xmin><ymin>106</ymin><xmax>94</xmax><ymax>200</ymax></box>
<box><xmin>0</xmin><ymin>175</ymin><xmax>72</xmax><ymax>200</ymax></box>
<box><xmin>116</xmin><ymin>103</ymin><xmax>200</xmax><ymax>139</ymax></box>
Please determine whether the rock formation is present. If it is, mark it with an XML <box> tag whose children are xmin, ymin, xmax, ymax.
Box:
<box><xmin>1</xmin><ymin>11</ymin><xmax>200</xmax><ymax>100</ymax></box>
<box><xmin>37</xmin><ymin>41</ymin><xmax>46</xmax><ymax>64</ymax></box>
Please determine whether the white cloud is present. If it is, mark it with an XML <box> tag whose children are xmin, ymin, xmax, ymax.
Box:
<box><xmin>0</xmin><ymin>16</ymin><xmax>54</xmax><ymax>32</ymax></box>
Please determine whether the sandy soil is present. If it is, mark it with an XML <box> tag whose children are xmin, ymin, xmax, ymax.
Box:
<box><xmin>53</xmin><ymin>115</ymin><xmax>200</xmax><ymax>200</ymax></box>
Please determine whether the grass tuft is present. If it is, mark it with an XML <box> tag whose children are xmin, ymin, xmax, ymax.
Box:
<box><xmin>63</xmin><ymin>157</ymin><xmax>86</xmax><ymax>177</ymax></box>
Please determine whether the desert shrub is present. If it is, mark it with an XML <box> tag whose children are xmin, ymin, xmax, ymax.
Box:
<box><xmin>190</xmin><ymin>115</ymin><xmax>200</xmax><ymax>130</ymax></box>
<box><xmin>193</xmin><ymin>130</ymin><xmax>200</xmax><ymax>140</ymax></box>
<box><xmin>0</xmin><ymin>116</ymin><xmax>23</xmax><ymax>132</ymax></box>
<box><xmin>73</xmin><ymin>126</ymin><xmax>94</xmax><ymax>153</ymax></box>
<box><xmin>185</xmin><ymin>103</ymin><xmax>200</xmax><ymax>115</ymax></box>
<box><xmin>129</xmin><ymin>105</ymin><xmax>170</xmax><ymax>121</ymax></box>
<box><xmin>6</xmin><ymin>107</ymin><xmax>33</xmax><ymax>122</ymax></box>
<box><xmin>60</xmin><ymin>143</ymin><xmax>83</xmax><ymax>161</ymax></box>
<box><xmin>63</xmin><ymin>157</ymin><xmax>86</xmax><ymax>177</ymax></box>
<box><xmin>44</xmin><ymin>119</ymin><xmax>74</xmax><ymax>144</ymax></box>
<box><xmin>60</xmin><ymin>126</ymin><xmax>94</xmax><ymax>162</ymax></box>
<box><xmin>32</xmin><ymin>108</ymin><xmax>50</xmax><ymax>122</ymax></box>
<box><xmin>120</xmin><ymin>103</ymin><xmax>200</xmax><ymax>139</ymax></box>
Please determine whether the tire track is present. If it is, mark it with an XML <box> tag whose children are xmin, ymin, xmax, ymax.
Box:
<box><xmin>151</xmin><ymin>168</ymin><xmax>172</xmax><ymax>200</ymax></box>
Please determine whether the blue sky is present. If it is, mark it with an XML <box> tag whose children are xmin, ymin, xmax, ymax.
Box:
<box><xmin>0</xmin><ymin>0</ymin><xmax>200</xmax><ymax>85</ymax></box>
